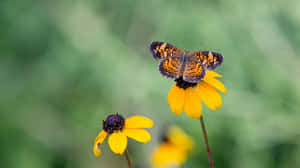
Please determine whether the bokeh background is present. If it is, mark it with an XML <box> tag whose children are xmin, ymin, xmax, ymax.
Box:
<box><xmin>1</xmin><ymin>0</ymin><xmax>300</xmax><ymax>168</ymax></box>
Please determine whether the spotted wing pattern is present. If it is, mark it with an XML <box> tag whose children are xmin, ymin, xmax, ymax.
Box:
<box><xmin>159</xmin><ymin>56</ymin><xmax>183</xmax><ymax>79</ymax></box>
<box><xmin>150</xmin><ymin>41</ymin><xmax>184</xmax><ymax>60</ymax></box>
<box><xmin>188</xmin><ymin>51</ymin><xmax>223</xmax><ymax>70</ymax></box>
<box><xmin>183</xmin><ymin>57</ymin><xmax>206</xmax><ymax>83</ymax></box>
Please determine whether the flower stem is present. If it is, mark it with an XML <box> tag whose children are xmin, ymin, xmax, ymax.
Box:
<box><xmin>200</xmin><ymin>116</ymin><xmax>214</xmax><ymax>168</ymax></box>
<box><xmin>125</xmin><ymin>149</ymin><xmax>132</xmax><ymax>168</ymax></box>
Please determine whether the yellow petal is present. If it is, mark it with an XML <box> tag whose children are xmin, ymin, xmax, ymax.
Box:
<box><xmin>197</xmin><ymin>82</ymin><xmax>222</xmax><ymax>110</ymax></box>
<box><xmin>125</xmin><ymin>116</ymin><xmax>153</xmax><ymax>129</ymax></box>
<box><xmin>183</xmin><ymin>87</ymin><xmax>202</xmax><ymax>119</ymax></box>
<box><xmin>93</xmin><ymin>130</ymin><xmax>108</xmax><ymax>157</ymax></box>
<box><xmin>203</xmin><ymin>77</ymin><xmax>226</xmax><ymax>94</ymax></box>
<box><xmin>168</xmin><ymin>84</ymin><xmax>185</xmax><ymax>116</ymax></box>
<box><xmin>123</xmin><ymin>128</ymin><xmax>151</xmax><ymax>143</ymax></box>
<box><xmin>93</xmin><ymin>143</ymin><xmax>101</xmax><ymax>157</ymax></box>
<box><xmin>108</xmin><ymin>131</ymin><xmax>127</xmax><ymax>154</ymax></box>
<box><xmin>204</xmin><ymin>70</ymin><xmax>222</xmax><ymax>79</ymax></box>
<box><xmin>167</xmin><ymin>126</ymin><xmax>194</xmax><ymax>152</ymax></box>
<box><xmin>151</xmin><ymin>143</ymin><xmax>187</xmax><ymax>166</ymax></box>
<box><xmin>203</xmin><ymin>71</ymin><xmax>226</xmax><ymax>94</ymax></box>
<box><xmin>94</xmin><ymin>130</ymin><xmax>108</xmax><ymax>143</ymax></box>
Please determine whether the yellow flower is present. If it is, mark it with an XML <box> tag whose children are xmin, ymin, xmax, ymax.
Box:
<box><xmin>151</xmin><ymin>126</ymin><xmax>194</xmax><ymax>168</ymax></box>
<box><xmin>93</xmin><ymin>114</ymin><xmax>154</xmax><ymax>156</ymax></box>
<box><xmin>168</xmin><ymin>71</ymin><xmax>226</xmax><ymax>118</ymax></box>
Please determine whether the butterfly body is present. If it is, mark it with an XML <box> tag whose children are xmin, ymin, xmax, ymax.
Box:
<box><xmin>150</xmin><ymin>41</ymin><xmax>223</xmax><ymax>83</ymax></box>
<box><xmin>179</xmin><ymin>54</ymin><xmax>189</xmax><ymax>76</ymax></box>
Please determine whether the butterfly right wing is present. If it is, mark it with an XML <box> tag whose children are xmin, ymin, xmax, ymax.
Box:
<box><xmin>183</xmin><ymin>57</ymin><xmax>206</xmax><ymax>83</ymax></box>
<box><xmin>159</xmin><ymin>56</ymin><xmax>183</xmax><ymax>79</ymax></box>
<box><xmin>150</xmin><ymin>41</ymin><xmax>184</xmax><ymax>60</ymax></box>
<box><xmin>188</xmin><ymin>51</ymin><xmax>223</xmax><ymax>70</ymax></box>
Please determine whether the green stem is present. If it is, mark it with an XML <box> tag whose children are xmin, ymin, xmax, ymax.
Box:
<box><xmin>200</xmin><ymin>116</ymin><xmax>214</xmax><ymax>168</ymax></box>
<box><xmin>125</xmin><ymin>149</ymin><xmax>132</xmax><ymax>168</ymax></box>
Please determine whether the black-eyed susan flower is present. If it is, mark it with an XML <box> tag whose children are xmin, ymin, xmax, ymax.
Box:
<box><xmin>151</xmin><ymin>126</ymin><xmax>194</xmax><ymax>168</ymax></box>
<box><xmin>168</xmin><ymin>70</ymin><xmax>226</xmax><ymax>118</ymax></box>
<box><xmin>93</xmin><ymin>113</ymin><xmax>153</xmax><ymax>156</ymax></box>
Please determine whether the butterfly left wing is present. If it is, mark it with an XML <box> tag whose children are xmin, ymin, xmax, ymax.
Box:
<box><xmin>150</xmin><ymin>41</ymin><xmax>184</xmax><ymax>60</ymax></box>
<box><xmin>182</xmin><ymin>57</ymin><xmax>206</xmax><ymax>83</ymax></box>
<box><xmin>159</xmin><ymin>56</ymin><xmax>183</xmax><ymax>79</ymax></box>
<box><xmin>188</xmin><ymin>51</ymin><xmax>223</xmax><ymax>70</ymax></box>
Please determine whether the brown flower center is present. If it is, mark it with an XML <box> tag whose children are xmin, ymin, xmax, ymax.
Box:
<box><xmin>175</xmin><ymin>77</ymin><xmax>197</xmax><ymax>89</ymax></box>
<box><xmin>160</xmin><ymin>127</ymin><xmax>170</xmax><ymax>142</ymax></box>
<box><xmin>103</xmin><ymin>114</ymin><xmax>125</xmax><ymax>133</ymax></box>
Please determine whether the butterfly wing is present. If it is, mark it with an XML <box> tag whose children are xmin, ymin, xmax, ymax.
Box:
<box><xmin>150</xmin><ymin>41</ymin><xmax>184</xmax><ymax>60</ymax></box>
<box><xmin>188</xmin><ymin>51</ymin><xmax>223</xmax><ymax>70</ymax></box>
<box><xmin>159</xmin><ymin>56</ymin><xmax>183</xmax><ymax>79</ymax></box>
<box><xmin>183</xmin><ymin>57</ymin><xmax>206</xmax><ymax>83</ymax></box>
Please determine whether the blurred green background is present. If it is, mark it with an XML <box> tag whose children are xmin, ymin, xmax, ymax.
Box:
<box><xmin>1</xmin><ymin>0</ymin><xmax>300</xmax><ymax>168</ymax></box>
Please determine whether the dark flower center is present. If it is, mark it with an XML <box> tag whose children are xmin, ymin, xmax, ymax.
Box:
<box><xmin>160</xmin><ymin>128</ymin><xmax>169</xmax><ymax>142</ymax></box>
<box><xmin>160</xmin><ymin>133</ymin><xmax>169</xmax><ymax>142</ymax></box>
<box><xmin>103</xmin><ymin>114</ymin><xmax>125</xmax><ymax>133</ymax></box>
<box><xmin>175</xmin><ymin>77</ymin><xmax>197</xmax><ymax>89</ymax></box>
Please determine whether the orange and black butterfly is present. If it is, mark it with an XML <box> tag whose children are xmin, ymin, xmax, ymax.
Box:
<box><xmin>150</xmin><ymin>41</ymin><xmax>223</xmax><ymax>83</ymax></box>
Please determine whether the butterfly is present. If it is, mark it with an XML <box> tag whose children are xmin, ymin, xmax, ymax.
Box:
<box><xmin>150</xmin><ymin>41</ymin><xmax>223</xmax><ymax>83</ymax></box>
